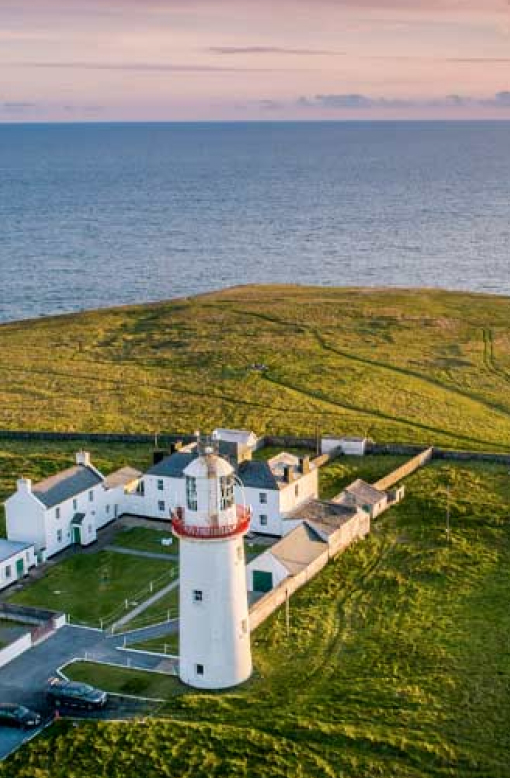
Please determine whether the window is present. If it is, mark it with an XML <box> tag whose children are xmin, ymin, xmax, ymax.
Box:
<box><xmin>186</xmin><ymin>476</ymin><xmax>197</xmax><ymax>511</ymax></box>
<box><xmin>295</xmin><ymin>484</ymin><xmax>299</xmax><ymax>498</ymax></box>
<box><xmin>106</xmin><ymin>504</ymin><xmax>110</xmax><ymax>514</ymax></box>
<box><xmin>88</xmin><ymin>524</ymin><xmax>93</xmax><ymax>533</ymax></box>
<box><xmin>193</xmin><ymin>590</ymin><xmax>203</xmax><ymax>602</ymax></box>
<box><xmin>158</xmin><ymin>501</ymin><xmax>166</xmax><ymax>512</ymax></box>
<box><xmin>157</xmin><ymin>479</ymin><xmax>164</xmax><ymax>491</ymax></box>
<box><xmin>196</xmin><ymin>664</ymin><xmax>204</xmax><ymax>676</ymax></box>
<box><xmin>137</xmin><ymin>480</ymin><xmax>145</xmax><ymax>497</ymax></box>
<box><xmin>260</xmin><ymin>515</ymin><xmax>268</xmax><ymax>527</ymax></box>
<box><xmin>57</xmin><ymin>529</ymin><xmax>63</xmax><ymax>543</ymax></box>
<box><xmin>5</xmin><ymin>565</ymin><xmax>11</xmax><ymax>579</ymax></box>
<box><xmin>55</xmin><ymin>507</ymin><xmax>60</xmax><ymax>520</ymax></box>
<box><xmin>73</xmin><ymin>498</ymin><xmax>77</xmax><ymax>510</ymax></box>
<box><xmin>259</xmin><ymin>492</ymin><xmax>267</xmax><ymax>504</ymax></box>
<box><xmin>89</xmin><ymin>490</ymin><xmax>94</xmax><ymax>502</ymax></box>
<box><xmin>220</xmin><ymin>475</ymin><xmax>234</xmax><ymax>509</ymax></box>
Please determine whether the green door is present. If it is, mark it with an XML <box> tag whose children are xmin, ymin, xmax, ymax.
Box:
<box><xmin>72</xmin><ymin>526</ymin><xmax>81</xmax><ymax>544</ymax></box>
<box><xmin>253</xmin><ymin>570</ymin><xmax>273</xmax><ymax>593</ymax></box>
<box><xmin>16</xmin><ymin>558</ymin><xmax>24</xmax><ymax>578</ymax></box>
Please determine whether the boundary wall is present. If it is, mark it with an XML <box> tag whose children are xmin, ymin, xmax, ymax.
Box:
<box><xmin>373</xmin><ymin>447</ymin><xmax>434</xmax><ymax>491</ymax></box>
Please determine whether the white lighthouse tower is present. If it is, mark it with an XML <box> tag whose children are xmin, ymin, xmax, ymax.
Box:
<box><xmin>172</xmin><ymin>438</ymin><xmax>252</xmax><ymax>689</ymax></box>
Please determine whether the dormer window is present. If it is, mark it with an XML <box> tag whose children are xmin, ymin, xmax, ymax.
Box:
<box><xmin>55</xmin><ymin>507</ymin><xmax>60</xmax><ymax>520</ymax></box>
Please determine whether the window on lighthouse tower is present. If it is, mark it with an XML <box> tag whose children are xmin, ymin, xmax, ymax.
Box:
<box><xmin>220</xmin><ymin>475</ymin><xmax>234</xmax><ymax>510</ymax></box>
<box><xmin>186</xmin><ymin>476</ymin><xmax>198</xmax><ymax>511</ymax></box>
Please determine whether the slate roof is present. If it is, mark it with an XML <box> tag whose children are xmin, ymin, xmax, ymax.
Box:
<box><xmin>285</xmin><ymin>499</ymin><xmax>360</xmax><ymax>539</ymax></box>
<box><xmin>267</xmin><ymin>523</ymin><xmax>326</xmax><ymax>575</ymax></box>
<box><xmin>237</xmin><ymin>460</ymin><xmax>279</xmax><ymax>490</ymax></box>
<box><xmin>0</xmin><ymin>539</ymin><xmax>33</xmax><ymax>564</ymax></box>
<box><xmin>104</xmin><ymin>467</ymin><xmax>142</xmax><ymax>490</ymax></box>
<box><xmin>147</xmin><ymin>452</ymin><xmax>198</xmax><ymax>478</ymax></box>
<box><xmin>332</xmin><ymin>479</ymin><xmax>386</xmax><ymax>510</ymax></box>
<box><xmin>32</xmin><ymin>466</ymin><xmax>103</xmax><ymax>509</ymax></box>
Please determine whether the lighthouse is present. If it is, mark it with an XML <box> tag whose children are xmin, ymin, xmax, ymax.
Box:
<box><xmin>172</xmin><ymin>439</ymin><xmax>252</xmax><ymax>689</ymax></box>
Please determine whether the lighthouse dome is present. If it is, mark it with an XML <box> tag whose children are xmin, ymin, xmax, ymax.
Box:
<box><xmin>184</xmin><ymin>453</ymin><xmax>234</xmax><ymax>480</ymax></box>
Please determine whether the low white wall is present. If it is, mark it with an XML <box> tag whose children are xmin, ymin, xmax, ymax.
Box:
<box><xmin>0</xmin><ymin>632</ymin><xmax>32</xmax><ymax>670</ymax></box>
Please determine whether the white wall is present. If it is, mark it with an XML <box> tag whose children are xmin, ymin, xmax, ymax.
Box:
<box><xmin>0</xmin><ymin>633</ymin><xmax>32</xmax><ymax>669</ymax></box>
<box><xmin>246</xmin><ymin>551</ymin><xmax>289</xmax><ymax>592</ymax></box>
<box><xmin>0</xmin><ymin>546</ymin><xmax>36</xmax><ymax>591</ymax></box>
<box><xmin>279</xmin><ymin>469</ymin><xmax>319</xmax><ymax>515</ymax></box>
<box><xmin>179</xmin><ymin>535</ymin><xmax>252</xmax><ymax>689</ymax></box>
<box><xmin>5</xmin><ymin>490</ymin><xmax>46</xmax><ymax>551</ymax></box>
<box><xmin>124</xmin><ymin>474</ymin><xmax>185</xmax><ymax>521</ymax></box>
<box><xmin>243</xmin><ymin>486</ymin><xmax>282</xmax><ymax>536</ymax></box>
<box><xmin>42</xmin><ymin>481</ymin><xmax>104</xmax><ymax>558</ymax></box>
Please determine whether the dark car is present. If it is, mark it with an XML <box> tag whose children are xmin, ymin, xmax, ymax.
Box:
<box><xmin>0</xmin><ymin>703</ymin><xmax>42</xmax><ymax>729</ymax></box>
<box><xmin>46</xmin><ymin>678</ymin><xmax>108</xmax><ymax>710</ymax></box>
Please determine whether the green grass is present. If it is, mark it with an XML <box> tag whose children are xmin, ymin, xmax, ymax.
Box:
<box><xmin>123</xmin><ymin>586</ymin><xmax>180</xmax><ymax>631</ymax></box>
<box><xmin>5</xmin><ymin>460</ymin><xmax>510</xmax><ymax>777</ymax></box>
<box><xmin>64</xmin><ymin>661</ymin><xmax>182</xmax><ymax>699</ymax></box>
<box><xmin>320</xmin><ymin>454</ymin><xmax>412</xmax><ymax>499</ymax></box>
<box><xmin>1</xmin><ymin>285</ymin><xmax>510</xmax><ymax>450</ymax></box>
<box><xmin>7</xmin><ymin>551</ymin><xmax>177</xmax><ymax>627</ymax></box>
<box><xmin>112</xmin><ymin>526</ymin><xmax>178</xmax><ymax>555</ymax></box>
<box><xmin>129</xmin><ymin>632</ymin><xmax>179</xmax><ymax>656</ymax></box>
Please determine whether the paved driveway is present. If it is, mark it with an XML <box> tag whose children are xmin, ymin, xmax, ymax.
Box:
<box><xmin>0</xmin><ymin>621</ymin><xmax>179</xmax><ymax>760</ymax></box>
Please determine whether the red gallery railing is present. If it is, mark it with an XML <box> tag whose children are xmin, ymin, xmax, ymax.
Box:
<box><xmin>171</xmin><ymin>505</ymin><xmax>251</xmax><ymax>539</ymax></box>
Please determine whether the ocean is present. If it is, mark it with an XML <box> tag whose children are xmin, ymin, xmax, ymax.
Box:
<box><xmin>0</xmin><ymin>121</ymin><xmax>509</xmax><ymax>323</ymax></box>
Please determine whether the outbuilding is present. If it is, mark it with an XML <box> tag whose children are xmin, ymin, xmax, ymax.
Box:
<box><xmin>0</xmin><ymin>540</ymin><xmax>36</xmax><ymax>591</ymax></box>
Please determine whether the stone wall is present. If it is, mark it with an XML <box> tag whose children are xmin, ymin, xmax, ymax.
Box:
<box><xmin>373</xmin><ymin>447</ymin><xmax>433</xmax><ymax>491</ymax></box>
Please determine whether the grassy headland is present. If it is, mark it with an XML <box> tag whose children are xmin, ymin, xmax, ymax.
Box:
<box><xmin>1</xmin><ymin>285</ymin><xmax>510</xmax><ymax>450</ymax></box>
<box><xmin>4</xmin><ymin>460</ymin><xmax>510</xmax><ymax>777</ymax></box>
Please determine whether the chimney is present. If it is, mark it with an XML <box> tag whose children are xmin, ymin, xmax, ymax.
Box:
<box><xmin>17</xmin><ymin>477</ymin><xmax>32</xmax><ymax>493</ymax></box>
<box><xmin>153</xmin><ymin>450</ymin><xmax>168</xmax><ymax>465</ymax></box>
<box><xmin>76</xmin><ymin>451</ymin><xmax>91</xmax><ymax>467</ymax></box>
<box><xmin>283</xmin><ymin>465</ymin><xmax>294</xmax><ymax>484</ymax></box>
<box><xmin>299</xmin><ymin>456</ymin><xmax>311</xmax><ymax>475</ymax></box>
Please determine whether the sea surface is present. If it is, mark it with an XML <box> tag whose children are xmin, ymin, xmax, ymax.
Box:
<box><xmin>0</xmin><ymin>121</ymin><xmax>509</xmax><ymax>323</ymax></box>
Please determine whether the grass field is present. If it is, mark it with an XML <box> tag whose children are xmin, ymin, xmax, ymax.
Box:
<box><xmin>1</xmin><ymin>286</ymin><xmax>510</xmax><ymax>450</ymax></box>
<box><xmin>123</xmin><ymin>586</ymin><xmax>179</xmax><ymax>631</ymax></box>
<box><xmin>4</xmin><ymin>459</ymin><xmax>510</xmax><ymax>778</ymax></box>
<box><xmin>319</xmin><ymin>454</ymin><xmax>411</xmax><ymax>499</ymax></box>
<box><xmin>112</xmin><ymin>526</ymin><xmax>178</xmax><ymax>555</ymax></box>
<box><xmin>64</xmin><ymin>662</ymin><xmax>182</xmax><ymax>700</ymax></box>
<box><xmin>7</xmin><ymin>551</ymin><xmax>177</xmax><ymax>627</ymax></box>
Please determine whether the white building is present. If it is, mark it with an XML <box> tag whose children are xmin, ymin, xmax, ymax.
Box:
<box><xmin>332</xmin><ymin>479</ymin><xmax>388</xmax><ymax>519</ymax></box>
<box><xmin>212</xmin><ymin>429</ymin><xmax>258</xmax><ymax>451</ymax></box>
<box><xmin>173</xmin><ymin>443</ymin><xmax>252</xmax><ymax>689</ymax></box>
<box><xmin>246</xmin><ymin>522</ymin><xmax>326</xmax><ymax>593</ymax></box>
<box><xmin>128</xmin><ymin>451</ymin><xmax>197</xmax><ymax>521</ymax></box>
<box><xmin>237</xmin><ymin>452</ymin><xmax>319</xmax><ymax>537</ymax></box>
<box><xmin>321</xmin><ymin>436</ymin><xmax>368</xmax><ymax>457</ymax></box>
<box><xmin>5</xmin><ymin>453</ymin><xmax>141</xmax><ymax>559</ymax></box>
<box><xmin>102</xmin><ymin>466</ymin><xmax>143</xmax><ymax>527</ymax></box>
<box><xmin>0</xmin><ymin>540</ymin><xmax>36</xmax><ymax>592</ymax></box>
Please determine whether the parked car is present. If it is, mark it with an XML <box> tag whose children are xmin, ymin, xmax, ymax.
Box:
<box><xmin>46</xmin><ymin>678</ymin><xmax>108</xmax><ymax>710</ymax></box>
<box><xmin>0</xmin><ymin>703</ymin><xmax>42</xmax><ymax>729</ymax></box>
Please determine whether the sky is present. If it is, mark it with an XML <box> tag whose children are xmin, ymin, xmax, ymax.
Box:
<box><xmin>1</xmin><ymin>0</ymin><xmax>509</xmax><ymax>121</ymax></box>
